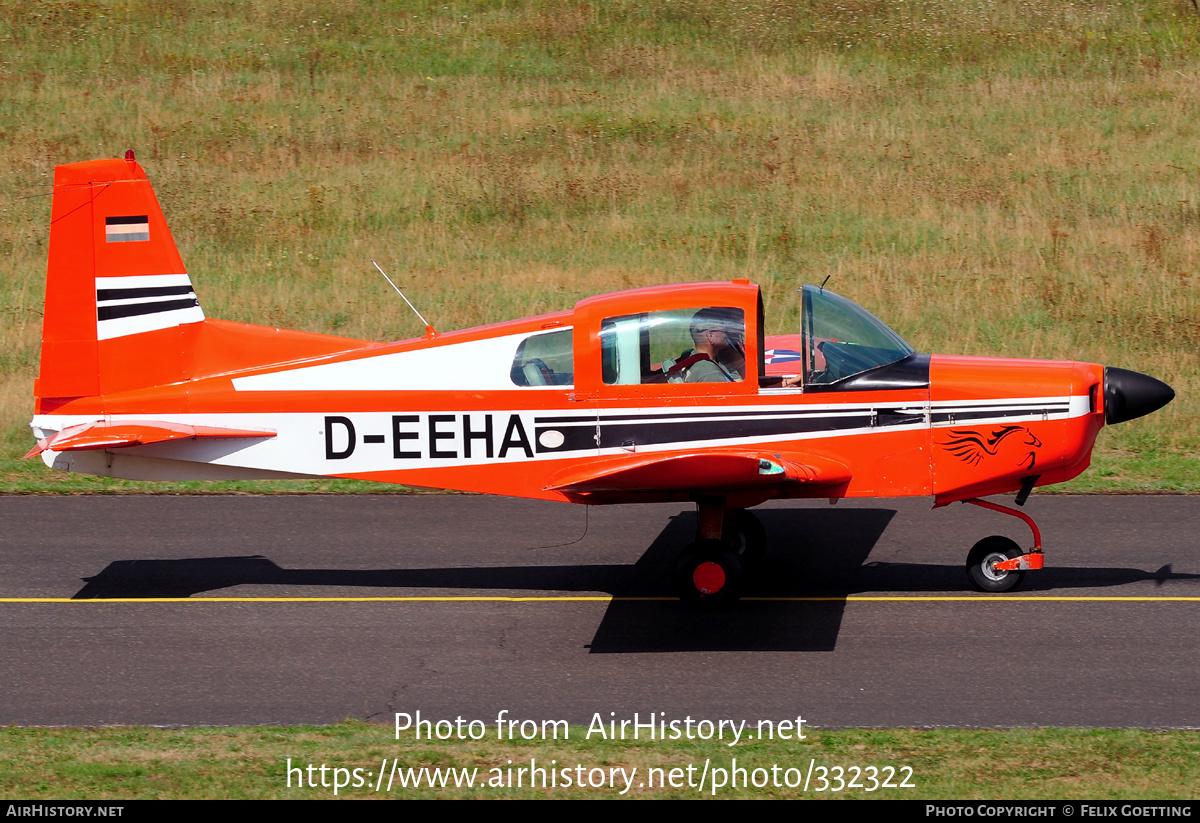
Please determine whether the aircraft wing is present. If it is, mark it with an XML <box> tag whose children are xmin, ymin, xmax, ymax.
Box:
<box><xmin>26</xmin><ymin>420</ymin><xmax>276</xmax><ymax>458</ymax></box>
<box><xmin>544</xmin><ymin>451</ymin><xmax>851</xmax><ymax>503</ymax></box>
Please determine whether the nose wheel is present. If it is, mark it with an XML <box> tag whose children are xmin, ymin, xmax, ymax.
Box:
<box><xmin>961</xmin><ymin>498</ymin><xmax>1045</xmax><ymax>593</ymax></box>
<box><xmin>966</xmin><ymin>536</ymin><xmax>1025</xmax><ymax>592</ymax></box>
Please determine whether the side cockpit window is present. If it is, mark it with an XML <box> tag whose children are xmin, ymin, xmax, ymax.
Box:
<box><xmin>510</xmin><ymin>328</ymin><xmax>574</xmax><ymax>387</ymax></box>
<box><xmin>601</xmin><ymin>307</ymin><xmax>746</xmax><ymax>385</ymax></box>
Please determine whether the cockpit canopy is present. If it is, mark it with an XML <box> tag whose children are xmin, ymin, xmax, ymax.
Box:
<box><xmin>801</xmin><ymin>284</ymin><xmax>914</xmax><ymax>386</ymax></box>
<box><xmin>504</xmin><ymin>281</ymin><xmax>918</xmax><ymax>393</ymax></box>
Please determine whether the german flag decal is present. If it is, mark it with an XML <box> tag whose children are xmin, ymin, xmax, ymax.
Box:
<box><xmin>104</xmin><ymin>215</ymin><xmax>149</xmax><ymax>243</ymax></box>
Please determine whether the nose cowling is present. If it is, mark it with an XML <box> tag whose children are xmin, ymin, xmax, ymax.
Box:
<box><xmin>1104</xmin><ymin>366</ymin><xmax>1175</xmax><ymax>425</ymax></box>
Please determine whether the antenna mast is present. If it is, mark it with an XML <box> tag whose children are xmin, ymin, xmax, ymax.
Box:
<box><xmin>371</xmin><ymin>259</ymin><xmax>437</xmax><ymax>338</ymax></box>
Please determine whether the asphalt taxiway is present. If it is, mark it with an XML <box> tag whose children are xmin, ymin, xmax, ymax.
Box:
<box><xmin>1</xmin><ymin>494</ymin><xmax>1196</xmax><ymax>727</ymax></box>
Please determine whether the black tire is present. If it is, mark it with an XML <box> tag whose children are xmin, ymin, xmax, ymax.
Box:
<box><xmin>722</xmin><ymin>509</ymin><xmax>767</xmax><ymax>568</ymax></box>
<box><xmin>966</xmin><ymin>536</ymin><xmax>1025</xmax><ymax>593</ymax></box>
<box><xmin>674</xmin><ymin>540</ymin><xmax>744</xmax><ymax>605</ymax></box>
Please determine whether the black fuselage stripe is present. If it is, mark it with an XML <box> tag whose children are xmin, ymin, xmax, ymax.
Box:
<box><xmin>531</xmin><ymin>403</ymin><xmax>1071</xmax><ymax>454</ymax></box>
<box><xmin>594</xmin><ymin>409</ymin><xmax>877</xmax><ymax>423</ymax></box>
<box><xmin>97</xmin><ymin>297</ymin><xmax>200</xmax><ymax>321</ymax></box>
<box><xmin>595</xmin><ymin>415</ymin><xmax>871</xmax><ymax>450</ymax></box>
<box><xmin>97</xmin><ymin>285</ymin><xmax>195</xmax><ymax>301</ymax></box>
<box><xmin>535</xmin><ymin>412</ymin><xmax>899</xmax><ymax>453</ymax></box>
<box><xmin>536</xmin><ymin>404</ymin><xmax>1065</xmax><ymax>429</ymax></box>
<box><xmin>931</xmin><ymin>407</ymin><xmax>1068</xmax><ymax>424</ymax></box>
<box><xmin>539</xmin><ymin>409</ymin><xmax>900</xmax><ymax>425</ymax></box>
<box><xmin>105</xmin><ymin>215</ymin><xmax>148</xmax><ymax>226</ymax></box>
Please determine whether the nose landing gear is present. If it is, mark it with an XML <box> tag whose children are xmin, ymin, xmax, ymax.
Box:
<box><xmin>962</xmin><ymin>498</ymin><xmax>1045</xmax><ymax>593</ymax></box>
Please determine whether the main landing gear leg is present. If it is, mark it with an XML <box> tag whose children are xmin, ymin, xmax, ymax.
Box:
<box><xmin>723</xmin><ymin>509</ymin><xmax>767</xmax><ymax>568</ymax></box>
<box><xmin>674</xmin><ymin>498</ymin><xmax>743</xmax><ymax>605</ymax></box>
<box><xmin>962</xmin><ymin>498</ymin><xmax>1045</xmax><ymax>593</ymax></box>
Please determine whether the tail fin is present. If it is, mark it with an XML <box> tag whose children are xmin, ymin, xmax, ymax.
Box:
<box><xmin>37</xmin><ymin>154</ymin><xmax>204</xmax><ymax>402</ymax></box>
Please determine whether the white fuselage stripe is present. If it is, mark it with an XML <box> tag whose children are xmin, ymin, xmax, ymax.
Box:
<box><xmin>30</xmin><ymin>395</ymin><xmax>1090</xmax><ymax>475</ymax></box>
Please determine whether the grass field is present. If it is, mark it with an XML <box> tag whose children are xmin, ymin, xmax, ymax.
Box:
<box><xmin>3</xmin><ymin>724</ymin><xmax>1199</xmax><ymax>799</ymax></box>
<box><xmin>1</xmin><ymin>0</ymin><xmax>1198</xmax><ymax>492</ymax></box>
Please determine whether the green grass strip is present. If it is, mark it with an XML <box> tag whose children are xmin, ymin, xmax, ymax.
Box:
<box><xmin>2</xmin><ymin>724</ymin><xmax>1198</xmax><ymax>799</ymax></box>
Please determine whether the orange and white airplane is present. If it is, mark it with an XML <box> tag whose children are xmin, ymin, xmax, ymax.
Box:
<box><xmin>28</xmin><ymin>155</ymin><xmax>1175</xmax><ymax>602</ymax></box>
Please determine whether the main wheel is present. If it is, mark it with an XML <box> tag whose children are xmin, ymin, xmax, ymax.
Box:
<box><xmin>966</xmin><ymin>536</ymin><xmax>1025</xmax><ymax>593</ymax></box>
<box><xmin>675</xmin><ymin>540</ymin><xmax>744</xmax><ymax>605</ymax></box>
<box><xmin>721</xmin><ymin>509</ymin><xmax>767</xmax><ymax>568</ymax></box>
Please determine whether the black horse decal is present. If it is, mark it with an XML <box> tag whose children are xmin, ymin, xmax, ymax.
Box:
<box><xmin>939</xmin><ymin>425</ymin><xmax>1043</xmax><ymax>470</ymax></box>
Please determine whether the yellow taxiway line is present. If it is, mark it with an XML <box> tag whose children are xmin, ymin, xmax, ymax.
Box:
<box><xmin>1</xmin><ymin>596</ymin><xmax>1198</xmax><ymax>603</ymax></box>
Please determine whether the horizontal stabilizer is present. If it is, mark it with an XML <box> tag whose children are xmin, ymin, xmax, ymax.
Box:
<box><xmin>26</xmin><ymin>420</ymin><xmax>276</xmax><ymax>458</ymax></box>
<box><xmin>544</xmin><ymin>451</ymin><xmax>851</xmax><ymax>498</ymax></box>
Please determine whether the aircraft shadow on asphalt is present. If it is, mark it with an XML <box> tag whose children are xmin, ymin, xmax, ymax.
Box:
<box><xmin>71</xmin><ymin>507</ymin><xmax>1198</xmax><ymax>653</ymax></box>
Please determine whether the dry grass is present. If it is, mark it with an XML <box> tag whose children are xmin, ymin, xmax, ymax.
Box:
<box><xmin>2</xmin><ymin>0</ymin><xmax>1197</xmax><ymax>488</ymax></box>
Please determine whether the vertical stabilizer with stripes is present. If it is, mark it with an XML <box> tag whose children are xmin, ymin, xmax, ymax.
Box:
<box><xmin>37</xmin><ymin>156</ymin><xmax>205</xmax><ymax>401</ymax></box>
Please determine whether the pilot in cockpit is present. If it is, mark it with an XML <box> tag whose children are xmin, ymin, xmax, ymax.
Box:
<box><xmin>664</xmin><ymin>307</ymin><xmax>746</xmax><ymax>383</ymax></box>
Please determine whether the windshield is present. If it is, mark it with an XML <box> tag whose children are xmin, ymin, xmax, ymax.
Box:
<box><xmin>801</xmin><ymin>285</ymin><xmax>914</xmax><ymax>386</ymax></box>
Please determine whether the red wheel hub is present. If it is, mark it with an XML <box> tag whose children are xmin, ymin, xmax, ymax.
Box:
<box><xmin>692</xmin><ymin>561</ymin><xmax>726</xmax><ymax>595</ymax></box>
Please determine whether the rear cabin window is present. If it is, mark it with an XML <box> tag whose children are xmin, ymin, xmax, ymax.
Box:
<box><xmin>510</xmin><ymin>328</ymin><xmax>574</xmax><ymax>386</ymax></box>
<box><xmin>601</xmin><ymin>307</ymin><xmax>745</xmax><ymax>385</ymax></box>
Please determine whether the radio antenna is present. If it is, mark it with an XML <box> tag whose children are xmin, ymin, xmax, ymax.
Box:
<box><xmin>371</xmin><ymin>259</ymin><xmax>437</xmax><ymax>338</ymax></box>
